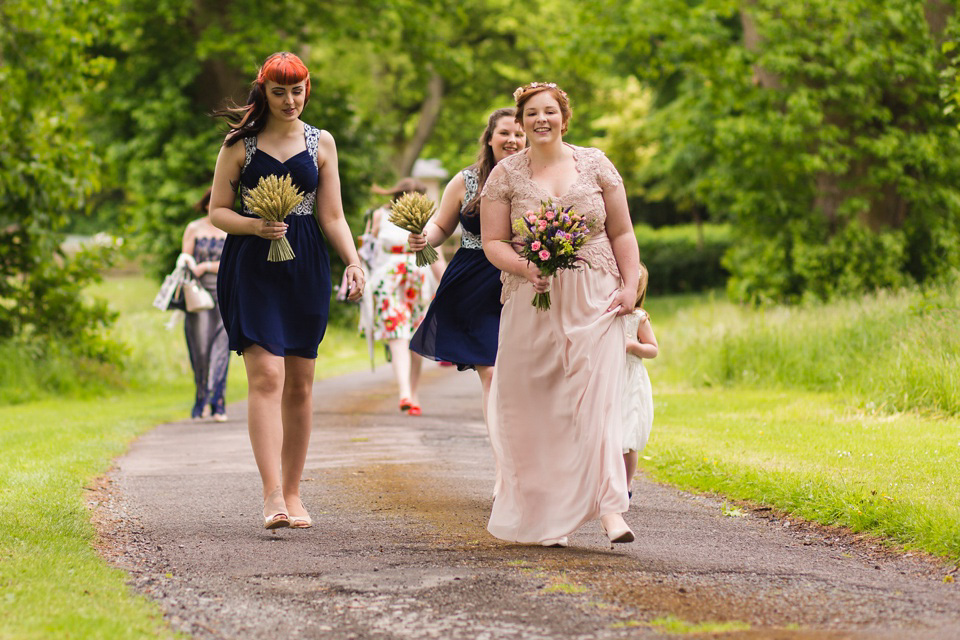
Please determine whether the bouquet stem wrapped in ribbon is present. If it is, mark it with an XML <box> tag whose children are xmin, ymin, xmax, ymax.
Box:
<box><xmin>508</xmin><ymin>199</ymin><xmax>591</xmax><ymax>311</ymax></box>
<box><xmin>243</xmin><ymin>174</ymin><xmax>304</xmax><ymax>262</ymax></box>
<box><xmin>388</xmin><ymin>192</ymin><xmax>439</xmax><ymax>267</ymax></box>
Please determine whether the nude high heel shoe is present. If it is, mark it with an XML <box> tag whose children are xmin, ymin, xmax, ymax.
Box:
<box><xmin>262</xmin><ymin>489</ymin><xmax>290</xmax><ymax>530</ymax></box>
<box><xmin>601</xmin><ymin>514</ymin><xmax>634</xmax><ymax>543</ymax></box>
<box><xmin>287</xmin><ymin>497</ymin><xmax>313</xmax><ymax>529</ymax></box>
<box><xmin>541</xmin><ymin>537</ymin><xmax>569</xmax><ymax>548</ymax></box>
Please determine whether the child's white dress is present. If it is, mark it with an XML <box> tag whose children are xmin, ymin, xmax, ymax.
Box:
<box><xmin>622</xmin><ymin>309</ymin><xmax>653</xmax><ymax>454</ymax></box>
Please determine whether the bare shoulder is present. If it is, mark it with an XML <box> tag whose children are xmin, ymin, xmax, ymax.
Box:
<box><xmin>221</xmin><ymin>134</ymin><xmax>246</xmax><ymax>163</ymax></box>
<box><xmin>317</xmin><ymin>128</ymin><xmax>337</xmax><ymax>149</ymax></box>
<box><xmin>446</xmin><ymin>171</ymin><xmax>466</xmax><ymax>194</ymax></box>
<box><xmin>315</xmin><ymin>128</ymin><xmax>337</xmax><ymax>167</ymax></box>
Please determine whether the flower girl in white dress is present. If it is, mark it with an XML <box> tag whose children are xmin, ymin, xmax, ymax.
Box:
<box><xmin>622</xmin><ymin>263</ymin><xmax>658</xmax><ymax>499</ymax></box>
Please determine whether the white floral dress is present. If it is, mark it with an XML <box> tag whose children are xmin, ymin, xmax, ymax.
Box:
<box><xmin>367</xmin><ymin>210</ymin><xmax>430</xmax><ymax>341</ymax></box>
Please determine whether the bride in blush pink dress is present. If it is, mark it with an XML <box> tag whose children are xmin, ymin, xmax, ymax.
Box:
<box><xmin>480</xmin><ymin>82</ymin><xmax>640</xmax><ymax>547</ymax></box>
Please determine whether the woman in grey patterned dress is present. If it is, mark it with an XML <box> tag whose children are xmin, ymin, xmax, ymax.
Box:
<box><xmin>181</xmin><ymin>187</ymin><xmax>229</xmax><ymax>421</ymax></box>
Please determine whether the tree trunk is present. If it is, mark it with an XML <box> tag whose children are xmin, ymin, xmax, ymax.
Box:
<box><xmin>740</xmin><ymin>2</ymin><xmax>780</xmax><ymax>89</ymax></box>
<box><xmin>395</xmin><ymin>71</ymin><xmax>445</xmax><ymax>177</ymax></box>
<box><xmin>189</xmin><ymin>0</ymin><xmax>246</xmax><ymax>110</ymax></box>
<box><xmin>193</xmin><ymin>58</ymin><xmax>247</xmax><ymax>111</ymax></box>
<box><xmin>693</xmin><ymin>205</ymin><xmax>704</xmax><ymax>250</ymax></box>
<box><xmin>925</xmin><ymin>0</ymin><xmax>953</xmax><ymax>40</ymax></box>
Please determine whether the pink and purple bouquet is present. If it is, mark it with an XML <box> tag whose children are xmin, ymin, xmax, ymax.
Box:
<box><xmin>508</xmin><ymin>199</ymin><xmax>591</xmax><ymax>311</ymax></box>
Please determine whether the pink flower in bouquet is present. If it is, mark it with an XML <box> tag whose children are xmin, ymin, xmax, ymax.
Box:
<box><xmin>504</xmin><ymin>198</ymin><xmax>591</xmax><ymax>311</ymax></box>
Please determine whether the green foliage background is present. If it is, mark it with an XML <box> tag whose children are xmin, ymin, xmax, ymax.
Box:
<box><xmin>572</xmin><ymin>0</ymin><xmax>960</xmax><ymax>303</ymax></box>
<box><xmin>2</xmin><ymin>0</ymin><xmax>959</xmax><ymax>400</ymax></box>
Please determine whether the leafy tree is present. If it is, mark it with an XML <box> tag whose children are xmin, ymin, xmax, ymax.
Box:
<box><xmin>311</xmin><ymin>0</ymin><xmax>542</xmax><ymax>176</ymax></box>
<box><xmin>94</xmin><ymin>0</ymin><xmax>384</xmax><ymax>278</ymax></box>
<box><xmin>0</xmin><ymin>0</ymin><xmax>120</xmax><ymax>361</ymax></box>
<box><xmin>570</xmin><ymin>0</ymin><xmax>960</xmax><ymax>303</ymax></box>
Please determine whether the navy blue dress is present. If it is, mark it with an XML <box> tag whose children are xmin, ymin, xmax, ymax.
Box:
<box><xmin>410</xmin><ymin>168</ymin><xmax>502</xmax><ymax>370</ymax></box>
<box><xmin>217</xmin><ymin>124</ymin><xmax>332</xmax><ymax>359</ymax></box>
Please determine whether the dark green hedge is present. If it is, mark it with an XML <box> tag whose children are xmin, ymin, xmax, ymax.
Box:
<box><xmin>634</xmin><ymin>224</ymin><xmax>731</xmax><ymax>294</ymax></box>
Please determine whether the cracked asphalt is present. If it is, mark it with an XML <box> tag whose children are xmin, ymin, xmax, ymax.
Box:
<box><xmin>90</xmin><ymin>365</ymin><xmax>960</xmax><ymax>639</ymax></box>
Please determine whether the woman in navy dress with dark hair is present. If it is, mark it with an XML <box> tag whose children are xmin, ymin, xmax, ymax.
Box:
<box><xmin>408</xmin><ymin>108</ymin><xmax>525</xmax><ymax>492</ymax></box>
<box><xmin>210</xmin><ymin>52</ymin><xmax>364</xmax><ymax>531</ymax></box>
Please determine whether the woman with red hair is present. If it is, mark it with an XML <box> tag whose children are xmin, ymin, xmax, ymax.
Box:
<box><xmin>210</xmin><ymin>52</ymin><xmax>364</xmax><ymax>530</ymax></box>
<box><xmin>480</xmin><ymin>82</ymin><xmax>640</xmax><ymax>547</ymax></box>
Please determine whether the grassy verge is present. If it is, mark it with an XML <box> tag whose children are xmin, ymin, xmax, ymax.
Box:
<box><xmin>641</xmin><ymin>288</ymin><xmax>960</xmax><ymax>564</ymax></box>
<box><xmin>650</xmin><ymin>284</ymin><xmax>960</xmax><ymax>415</ymax></box>
<box><xmin>0</xmin><ymin>274</ymin><xmax>373</xmax><ymax>639</ymax></box>
<box><xmin>643</xmin><ymin>389</ymin><xmax>960</xmax><ymax>561</ymax></box>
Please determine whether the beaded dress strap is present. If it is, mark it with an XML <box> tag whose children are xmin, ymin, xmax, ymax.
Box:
<box><xmin>243</xmin><ymin>135</ymin><xmax>256</xmax><ymax>171</ymax></box>
<box><xmin>460</xmin><ymin>168</ymin><xmax>482</xmax><ymax>250</ymax></box>
<box><xmin>304</xmin><ymin>124</ymin><xmax>320</xmax><ymax>169</ymax></box>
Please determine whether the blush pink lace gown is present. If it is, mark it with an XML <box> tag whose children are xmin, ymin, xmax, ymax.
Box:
<box><xmin>481</xmin><ymin>145</ymin><xmax>629</xmax><ymax>544</ymax></box>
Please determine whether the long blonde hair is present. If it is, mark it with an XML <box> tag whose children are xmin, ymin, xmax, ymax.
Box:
<box><xmin>635</xmin><ymin>262</ymin><xmax>649</xmax><ymax>310</ymax></box>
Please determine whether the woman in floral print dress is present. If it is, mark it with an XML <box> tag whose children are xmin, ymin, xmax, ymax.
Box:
<box><xmin>366</xmin><ymin>178</ymin><xmax>432</xmax><ymax>415</ymax></box>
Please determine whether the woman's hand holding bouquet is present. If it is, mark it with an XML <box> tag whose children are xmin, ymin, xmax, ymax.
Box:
<box><xmin>508</xmin><ymin>200</ymin><xmax>591</xmax><ymax>311</ymax></box>
<box><xmin>243</xmin><ymin>174</ymin><xmax>303</xmax><ymax>262</ymax></box>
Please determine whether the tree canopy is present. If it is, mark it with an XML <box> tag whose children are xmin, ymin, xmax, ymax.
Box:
<box><xmin>3</xmin><ymin>0</ymin><xmax>960</xmax><ymax>365</ymax></box>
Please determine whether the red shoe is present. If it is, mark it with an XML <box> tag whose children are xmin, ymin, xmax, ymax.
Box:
<box><xmin>408</xmin><ymin>405</ymin><xmax>422</xmax><ymax>416</ymax></box>
<box><xmin>399</xmin><ymin>398</ymin><xmax>412</xmax><ymax>411</ymax></box>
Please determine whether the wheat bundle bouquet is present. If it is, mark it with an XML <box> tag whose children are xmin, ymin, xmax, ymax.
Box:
<box><xmin>388</xmin><ymin>192</ymin><xmax>439</xmax><ymax>267</ymax></box>
<box><xmin>243</xmin><ymin>174</ymin><xmax>304</xmax><ymax>262</ymax></box>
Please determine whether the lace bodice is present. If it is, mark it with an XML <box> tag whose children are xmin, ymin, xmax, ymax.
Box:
<box><xmin>240</xmin><ymin>124</ymin><xmax>321</xmax><ymax>217</ymax></box>
<box><xmin>192</xmin><ymin>235</ymin><xmax>224</xmax><ymax>264</ymax></box>
<box><xmin>481</xmin><ymin>145</ymin><xmax>624</xmax><ymax>302</ymax></box>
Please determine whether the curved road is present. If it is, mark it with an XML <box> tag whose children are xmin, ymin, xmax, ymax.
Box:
<box><xmin>92</xmin><ymin>365</ymin><xmax>960</xmax><ymax>639</ymax></box>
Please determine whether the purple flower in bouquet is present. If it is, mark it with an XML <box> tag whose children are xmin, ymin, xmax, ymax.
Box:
<box><xmin>507</xmin><ymin>199</ymin><xmax>592</xmax><ymax>311</ymax></box>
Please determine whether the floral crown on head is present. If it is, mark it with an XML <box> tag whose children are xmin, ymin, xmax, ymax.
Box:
<box><xmin>513</xmin><ymin>82</ymin><xmax>568</xmax><ymax>103</ymax></box>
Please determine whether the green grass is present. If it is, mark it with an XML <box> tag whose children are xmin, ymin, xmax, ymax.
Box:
<box><xmin>641</xmin><ymin>286</ymin><xmax>960</xmax><ymax>563</ymax></box>
<box><xmin>613</xmin><ymin>616</ymin><xmax>751</xmax><ymax>634</ymax></box>
<box><xmin>0</xmin><ymin>274</ymin><xmax>374</xmax><ymax>639</ymax></box>
<box><xmin>4</xmin><ymin>272</ymin><xmax>959</xmax><ymax>637</ymax></box>
<box><xmin>644</xmin><ymin>389</ymin><xmax>960</xmax><ymax>560</ymax></box>
<box><xmin>0</xmin><ymin>393</ymin><xmax>190</xmax><ymax>639</ymax></box>
<box><xmin>646</xmin><ymin>284</ymin><xmax>960</xmax><ymax>415</ymax></box>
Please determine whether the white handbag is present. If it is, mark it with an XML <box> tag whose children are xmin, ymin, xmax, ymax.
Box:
<box><xmin>183</xmin><ymin>276</ymin><xmax>214</xmax><ymax>312</ymax></box>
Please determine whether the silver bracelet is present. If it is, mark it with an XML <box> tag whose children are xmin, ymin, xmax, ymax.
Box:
<box><xmin>345</xmin><ymin>264</ymin><xmax>365</xmax><ymax>277</ymax></box>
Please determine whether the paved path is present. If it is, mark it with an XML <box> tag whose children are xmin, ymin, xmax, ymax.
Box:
<box><xmin>92</xmin><ymin>365</ymin><xmax>960</xmax><ymax>639</ymax></box>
